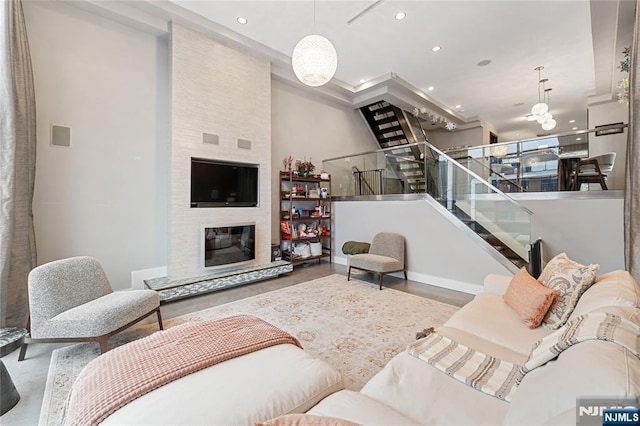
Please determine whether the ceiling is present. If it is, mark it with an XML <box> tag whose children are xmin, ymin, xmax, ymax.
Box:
<box><xmin>92</xmin><ymin>0</ymin><xmax>635</xmax><ymax>142</ymax></box>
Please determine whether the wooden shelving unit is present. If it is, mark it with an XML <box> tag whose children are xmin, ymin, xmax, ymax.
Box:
<box><xmin>279</xmin><ymin>171</ymin><xmax>331</xmax><ymax>265</ymax></box>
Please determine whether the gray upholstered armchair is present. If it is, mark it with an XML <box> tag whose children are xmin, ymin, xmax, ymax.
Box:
<box><xmin>347</xmin><ymin>232</ymin><xmax>407</xmax><ymax>290</ymax></box>
<box><xmin>18</xmin><ymin>256</ymin><xmax>163</xmax><ymax>361</ymax></box>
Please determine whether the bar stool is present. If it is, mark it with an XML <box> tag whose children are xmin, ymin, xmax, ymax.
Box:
<box><xmin>570</xmin><ymin>152</ymin><xmax>616</xmax><ymax>190</ymax></box>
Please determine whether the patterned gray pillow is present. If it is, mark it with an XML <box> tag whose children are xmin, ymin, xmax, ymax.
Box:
<box><xmin>539</xmin><ymin>253</ymin><xmax>599</xmax><ymax>329</ymax></box>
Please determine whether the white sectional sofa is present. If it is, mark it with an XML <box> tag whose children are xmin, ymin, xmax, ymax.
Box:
<box><xmin>86</xmin><ymin>268</ymin><xmax>640</xmax><ymax>425</ymax></box>
<box><xmin>101</xmin><ymin>343</ymin><xmax>344</xmax><ymax>425</ymax></box>
<box><xmin>309</xmin><ymin>269</ymin><xmax>640</xmax><ymax>425</ymax></box>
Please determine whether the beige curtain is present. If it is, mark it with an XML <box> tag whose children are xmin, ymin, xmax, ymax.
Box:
<box><xmin>626</xmin><ymin>1</ymin><xmax>640</xmax><ymax>282</ymax></box>
<box><xmin>0</xmin><ymin>0</ymin><xmax>37</xmax><ymax>328</ymax></box>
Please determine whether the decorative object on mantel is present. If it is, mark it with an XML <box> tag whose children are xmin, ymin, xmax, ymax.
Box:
<box><xmin>291</xmin><ymin>1</ymin><xmax>337</xmax><ymax>87</ymax></box>
<box><xmin>412</xmin><ymin>106</ymin><xmax>457</xmax><ymax>131</ymax></box>
<box><xmin>617</xmin><ymin>46</ymin><xmax>630</xmax><ymax>104</ymax></box>
<box><xmin>282</xmin><ymin>155</ymin><xmax>293</xmax><ymax>171</ymax></box>
<box><xmin>295</xmin><ymin>158</ymin><xmax>315</xmax><ymax>178</ymax></box>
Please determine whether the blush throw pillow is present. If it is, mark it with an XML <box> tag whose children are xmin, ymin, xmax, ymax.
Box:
<box><xmin>503</xmin><ymin>268</ymin><xmax>556</xmax><ymax>329</ymax></box>
<box><xmin>538</xmin><ymin>252</ymin><xmax>599</xmax><ymax>329</ymax></box>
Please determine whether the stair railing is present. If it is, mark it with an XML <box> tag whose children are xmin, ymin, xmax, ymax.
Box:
<box><xmin>324</xmin><ymin>141</ymin><xmax>534</xmax><ymax>268</ymax></box>
<box><xmin>352</xmin><ymin>166</ymin><xmax>385</xmax><ymax>195</ymax></box>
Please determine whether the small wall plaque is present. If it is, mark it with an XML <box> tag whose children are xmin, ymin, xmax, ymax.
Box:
<box><xmin>595</xmin><ymin>123</ymin><xmax>624</xmax><ymax>136</ymax></box>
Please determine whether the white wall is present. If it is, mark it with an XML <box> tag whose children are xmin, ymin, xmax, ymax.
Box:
<box><xmin>271</xmin><ymin>80</ymin><xmax>377</xmax><ymax>242</ymax></box>
<box><xmin>514</xmin><ymin>194</ymin><xmax>624</xmax><ymax>274</ymax></box>
<box><xmin>587</xmin><ymin>100</ymin><xmax>628</xmax><ymax>190</ymax></box>
<box><xmin>333</xmin><ymin>200</ymin><xmax>513</xmax><ymax>294</ymax></box>
<box><xmin>334</xmin><ymin>194</ymin><xmax>625</xmax><ymax>293</ymax></box>
<box><xmin>428</xmin><ymin>126</ymin><xmax>484</xmax><ymax>150</ymax></box>
<box><xmin>23</xmin><ymin>3</ymin><xmax>377</xmax><ymax>287</ymax></box>
<box><xmin>24</xmin><ymin>2</ymin><xmax>169</xmax><ymax>290</ymax></box>
<box><xmin>170</xmin><ymin>23</ymin><xmax>272</xmax><ymax>278</ymax></box>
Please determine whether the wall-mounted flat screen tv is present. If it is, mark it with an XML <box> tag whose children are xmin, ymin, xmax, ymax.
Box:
<box><xmin>191</xmin><ymin>158</ymin><xmax>259</xmax><ymax>208</ymax></box>
<box><xmin>202</xmin><ymin>223</ymin><xmax>255</xmax><ymax>269</ymax></box>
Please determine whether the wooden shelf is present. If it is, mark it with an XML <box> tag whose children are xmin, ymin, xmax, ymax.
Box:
<box><xmin>282</xmin><ymin>196</ymin><xmax>326</xmax><ymax>201</ymax></box>
<box><xmin>283</xmin><ymin>251</ymin><xmax>331</xmax><ymax>264</ymax></box>
<box><xmin>282</xmin><ymin>234</ymin><xmax>331</xmax><ymax>242</ymax></box>
<box><xmin>279</xmin><ymin>171</ymin><xmax>330</xmax><ymax>183</ymax></box>
<box><xmin>280</xmin><ymin>170</ymin><xmax>332</xmax><ymax>266</ymax></box>
<box><xmin>280</xmin><ymin>214</ymin><xmax>331</xmax><ymax>221</ymax></box>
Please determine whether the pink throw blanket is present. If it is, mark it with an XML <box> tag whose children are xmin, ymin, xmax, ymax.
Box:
<box><xmin>62</xmin><ymin>315</ymin><xmax>302</xmax><ymax>425</ymax></box>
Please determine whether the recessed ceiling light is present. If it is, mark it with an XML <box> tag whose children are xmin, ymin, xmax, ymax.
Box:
<box><xmin>427</xmin><ymin>86</ymin><xmax>435</xmax><ymax>91</ymax></box>
<box><xmin>576</xmin><ymin>137</ymin><xmax>582</xmax><ymax>141</ymax></box>
<box><xmin>395</xmin><ymin>12</ymin><xmax>406</xmax><ymax>20</ymax></box>
<box><xmin>569</xmin><ymin>119</ymin><xmax>576</xmax><ymax>123</ymax></box>
<box><xmin>477</xmin><ymin>59</ymin><xmax>491</xmax><ymax>67</ymax></box>
<box><xmin>432</xmin><ymin>46</ymin><xmax>441</xmax><ymax>52</ymax></box>
<box><xmin>359</xmin><ymin>79</ymin><xmax>366</xmax><ymax>84</ymax></box>
<box><xmin>455</xmin><ymin>105</ymin><xmax>461</xmax><ymax>109</ymax></box>
<box><xmin>572</xmin><ymin>127</ymin><xmax>578</xmax><ymax>130</ymax></box>
<box><xmin>237</xmin><ymin>17</ymin><xmax>248</xmax><ymax>24</ymax></box>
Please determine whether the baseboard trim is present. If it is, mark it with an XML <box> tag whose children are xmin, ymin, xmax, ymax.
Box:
<box><xmin>333</xmin><ymin>255</ymin><xmax>482</xmax><ymax>295</ymax></box>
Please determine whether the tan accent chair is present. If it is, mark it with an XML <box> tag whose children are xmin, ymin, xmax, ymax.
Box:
<box><xmin>347</xmin><ymin>232</ymin><xmax>407</xmax><ymax>290</ymax></box>
<box><xmin>18</xmin><ymin>256</ymin><xmax>163</xmax><ymax>361</ymax></box>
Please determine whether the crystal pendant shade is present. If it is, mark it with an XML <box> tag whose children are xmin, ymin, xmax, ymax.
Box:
<box><xmin>490</xmin><ymin>144</ymin><xmax>509</xmax><ymax>158</ymax></box>
<box><xmin>531</xmin><ymin>102</ymin><xmax>548</xmax><ymax>116</ymax></box>
<box><xmin>537</xmin><ymin>112</ymin><xmax>553</xmax><ymax>124</ymax></box>
<box><xmin>541</xmin><ymin>119</ymin><xmax>557</xmax><ymax>131</ymax></box>
<box><xmin>291</xmin><ymin>35</ymin><xmax>338</xmax><ymax>87</ymax></box>
<box><xmin>530</xmin><ymin>67</ymin><xmax>557</xmax><ymax>131</ymax></box>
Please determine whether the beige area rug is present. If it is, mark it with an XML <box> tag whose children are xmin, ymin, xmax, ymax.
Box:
<box><xmin>39</xmin><ymin>274</ymin><xmax>459</xmax><ymax>425</ymax></box>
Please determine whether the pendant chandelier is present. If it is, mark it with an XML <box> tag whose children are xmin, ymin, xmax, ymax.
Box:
<box><xmin>540</xmin><ymin>88</ymin><xmax>556</xmax><ymax>131</ymax></box>
<box><xmin>531</xmin><ymin>66</ymin><xmax>556</xmax><ymax>131</ymax></box>
<box><xmin>291</xmin><ymin>1</ymin><xmax>337</xmax><ymax>87</ymax></box>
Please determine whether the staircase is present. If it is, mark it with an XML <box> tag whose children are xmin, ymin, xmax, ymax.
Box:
<box><xmin>359</xmin><ymin>101</ymin><xmax>427</xmax><ymax>193</ymax></box>
<box><xmin>356</xmin><ymin>102</ymin><xmax>542</xmax><ymax>275</ymax></box>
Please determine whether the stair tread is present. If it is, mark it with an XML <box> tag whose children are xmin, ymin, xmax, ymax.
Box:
<box><xmin>373</xmin><ymin>115</ymin><xmax>399</xmax><ymax>125</ymax></box>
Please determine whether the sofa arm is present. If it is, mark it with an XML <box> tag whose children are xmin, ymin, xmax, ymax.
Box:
<box><xmin>483</xmin><ymin>274</ymin><xmax>513</xmax><ymax>295</ymax></box>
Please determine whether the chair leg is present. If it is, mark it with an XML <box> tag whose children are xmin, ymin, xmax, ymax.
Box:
<box><xmin>156</xmin><ymin>308</ymin><xmax>164</xmax><ymax>330</ymax></box>
<box><xmin>348</xmin><ymin>266</ymin><xmax>352</xmax><ymax>281</ymax></box>
<box><xmin>17</xmin><ymin>343</ymin><xmax>28</xmax><ymax>362</ymax></box>
<box><xmin>379</xmin><ymin>273</ymin><xmax>384</xmax><ymax>290</ymax></box>
<box><xmin>599</xmin><ymin>176</ymin><xmax>608</xmax><ymax>190</ymax></box>
<box><xmin>98</xmin><ymin>338</ymin><xmax>109</xmax><ymax>354</ymax></box>
<box><xmin>404</xmin><ymin>270</ymin><xmax>408</xmax><ymax>280</ymax></box>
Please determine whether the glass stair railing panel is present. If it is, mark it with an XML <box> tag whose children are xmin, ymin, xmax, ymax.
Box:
<box><xmin>324</xmin><ymin>142</ymin><xmax>533</xmax><ymax>266</ymax></box>
<box><xmin>322</xmin><ymin>151</ymin><xmax>387</xmax><ymax>197</ymax></box>
<box><xmin>423</xmin><ymin>144</ymin><xmax>532</xmax><ymax>264</ymax></box>
<box><xmin>381</xmin><ymin>146</ymin><xmax>427</xmax><ymax>194</ymax></box>
<box><xmin>443</xmin><ymin>131</ymin><xmax>598</xmax><ymax>193</ymax></box>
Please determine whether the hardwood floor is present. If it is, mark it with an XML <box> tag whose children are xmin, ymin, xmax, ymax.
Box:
<box><xmin>0</xmin><ymin>262</ymin><xmax>473</xmax><ymax>425</ymax></box>
<box><xmin>156</xmin><ymin>263</ymin><xmax>473</xmax><ymax>320</ymax></box>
